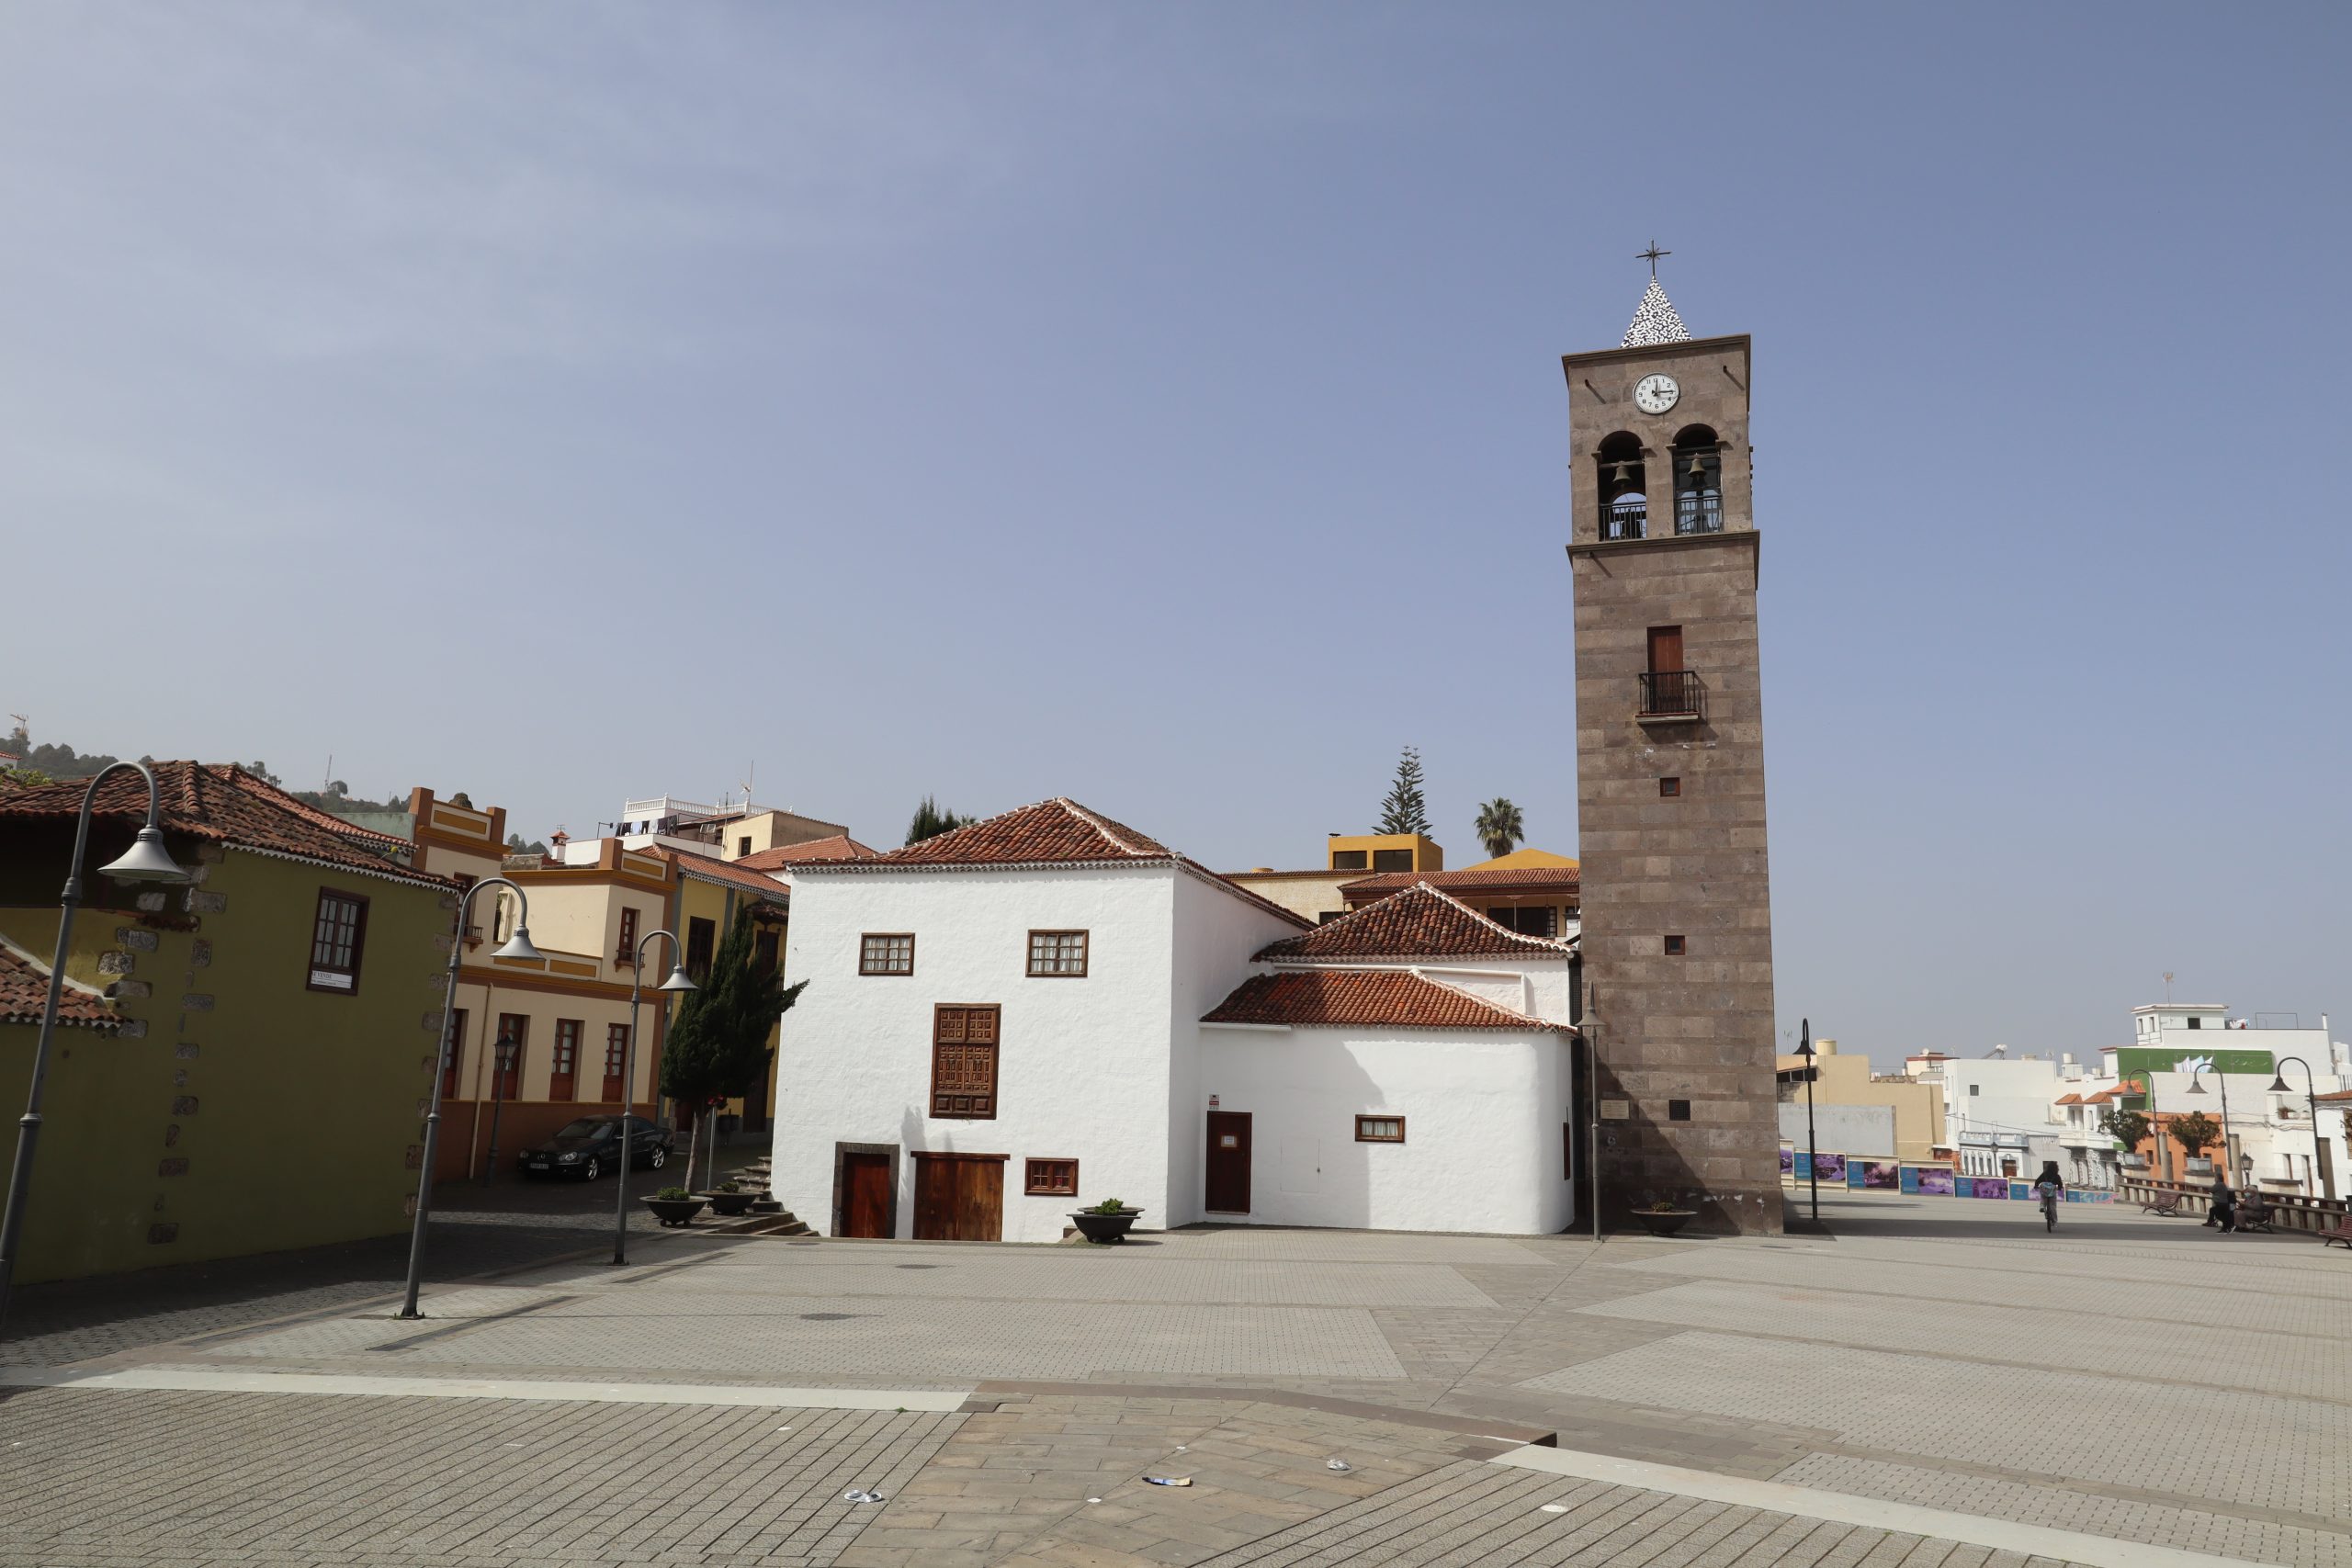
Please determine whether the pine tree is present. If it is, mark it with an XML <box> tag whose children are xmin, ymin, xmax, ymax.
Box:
<box><xmin>1473</xmin><ymin>797</ymin><xmax>1524</xmax><ymax>860</ymax></box>
<box><xmin>660</xmin><ymin>909</ymin><xmax>807</xmax><ymax>1186</ymax></box>
<box><xmin>906</xmin><ymin>795</ymin><xmax>977</xmax><ymax>845</ymax></box>
<box><xmin>1375</xmin><ymin>747</ymin><xmax>1431</xmax><ymax>836</ymax></box>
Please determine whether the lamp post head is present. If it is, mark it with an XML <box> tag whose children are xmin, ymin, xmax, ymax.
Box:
<box><xmin>2268</xmin><ymin>1074</ymin><xmax>2292</xmax><ymax>1094</ymax></box>
<box><xmin>2184</xmin><ymin>1074</ymin><xmax>2207</xmax><ymax>1096</ymax></box>
<box><xmin>97</xmin><ymin>825</ymin><xmax>193</xmax><ymax>885</ymax></box>
<box><xmin>1793</xmin><ymin>1040</ymin><xmax>1815</xmax><ymax>1059</ymax></box>
<box><xmin>657</xmin><ymin>965</ymin><xmax>696</xmax><ymax>993</ymax></box>
<box><xmin>492</xmin><ymin>925</ymin><xmax>546</xmax><ymax>963</ymax></box>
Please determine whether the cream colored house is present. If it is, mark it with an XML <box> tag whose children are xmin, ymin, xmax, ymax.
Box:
<box><xmin>1773</xmin><ymin>1038</ymin><xmax>1948</xmax><ymax>1165</ymax></box>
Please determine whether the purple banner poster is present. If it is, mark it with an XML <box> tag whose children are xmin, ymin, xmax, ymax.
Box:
<box><xmin>1814</xmin><ymin>1153</ymin><xmax>1847</xmax><ymax>1185</ymax></box>
<box><xmin>1971</xmin><ymin>1177</ymin><xmax>2009</xmax><ymax>1200</ymax></box>
<box><xmin>1862</xmin><ymin>1160</ymin><xmax>1900</xmax><ymax>1190</ymax></box>
<box><xmin>1917</xmin><ymin>1168</ymin><xmax>1956</xmax><ymax>1197</ymax></box>
<box><xmin>1780</xmin><ymin>1146</ymin><xmax>1794</xmax><ymax>1176</ymax></box>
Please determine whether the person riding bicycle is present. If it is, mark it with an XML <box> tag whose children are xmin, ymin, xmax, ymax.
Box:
<box><xmin>2032</xmin><ymin>1160</ymin><xmax>2064</xmax><ymax>1232</ymax></box>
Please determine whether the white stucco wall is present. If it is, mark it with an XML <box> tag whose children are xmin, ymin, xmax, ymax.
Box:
<box><xmin>769</xmin><ymin>863</ymin><xmax>1181</xmax><ymax>1243</ymax></box>
<box><xmin>1167</xmin><ymin>872</ymin><xmax>1312</xmax><ymax>1228</ymax></box>
<box><xmin>1196</xmin><ymin>1026</ymin><xmax>1574</xmax><ymax>1235</ymax></box>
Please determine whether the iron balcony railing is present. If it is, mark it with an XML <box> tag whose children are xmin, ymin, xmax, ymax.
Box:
<box><xmin>1675</xmin><ymin>491</ymin><xmax>1724</xmax><ymax>535</ymax></box>
<box><xmin>1600</xmin><ymin>501</ymin><xmax>1646</xmax><ymax>541</ymax></box>
<box><xmin>1638</xmin><ymin>670</ymin><xmax>1702</xmax><ymax>718</ymax></box>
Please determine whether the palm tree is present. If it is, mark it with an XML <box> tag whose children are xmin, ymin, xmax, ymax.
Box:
<box><xmin>1474</xmin><ymin>797</ymin><xmax>1524</xmax><ymax>861</ymax></box>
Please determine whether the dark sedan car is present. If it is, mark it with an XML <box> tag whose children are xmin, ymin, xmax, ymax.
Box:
<box><xmin>516</xmin><ymin>1115</ymin><xmax>673</xmax><ymax>1180</ymax></box>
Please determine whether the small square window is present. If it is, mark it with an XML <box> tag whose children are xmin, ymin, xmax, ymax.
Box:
<box><xmin>860</xmin><ymin>933</ymin><xmax>915</xmax><ymax>976</ymax></box>
<box><xmin>1663</xmin><ymin>934</ymin><xmax>1686</xmax><ymax>955</ymax></box>
<box><xmin>1355</xmin><ymin>1115</ymin><xmax>1406</xmax><ymax>1144</ymax></box>
<box><xmin>1659</xmin><ymin>777</ymin><xmax>1681</xmax><ymax>797</ymax></box>
<box><xmin>1024</xmin><ymin>1157</ymin><xmax>1079</xmax><ymax>1197</ymax></box>
<box><xmin>738</xmin><ymin>835</ymin><xmax>752</xmax><ymax>856</ymax></box>
<box><xmin>1027</xmin><ymin>930</ymin><xmax>1089</xmax><ymax>977</ymax></box>
<box><xmin>1329</xmin><ymin>849</ymin><xmax>1368</xmax><ymax>870</ymax></box>
<box><xmin>1668</xmin><ymin>1099</ymin><xmax>1691</xmax><ymax>1122</ymax></box>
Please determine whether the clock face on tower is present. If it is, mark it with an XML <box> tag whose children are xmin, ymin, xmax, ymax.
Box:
<box><xmin>1633</xmin><ymin>373</ymin><xmax>1679</xmax><ymax>414</ymax></box>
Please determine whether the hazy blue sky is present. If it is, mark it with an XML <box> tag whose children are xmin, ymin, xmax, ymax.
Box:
<box><xmin>5</xmin><ymin>5</ymin><xmax>2346</xmax><ymax>1066</ymax></box>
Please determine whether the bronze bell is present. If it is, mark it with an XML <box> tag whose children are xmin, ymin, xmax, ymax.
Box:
<box><xmin>1686</xmin><ymin>454</ymin><xmax>1707</xmax><ymax>477</ymax></box>
<box><xmin>1611</xmin><ymin>462</ymin><xmax>1632</xmax><ymax>484</ymax></box>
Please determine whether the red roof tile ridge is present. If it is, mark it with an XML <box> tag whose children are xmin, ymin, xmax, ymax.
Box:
<box><xmin>1255</xmin><ymin>881</ymin><xmax>1567</xmax><ymax>961</ymax></box>
<box><xmin>1055</xmin><ymin>797</ymin><xmax>1150</xmax><ymax>858</ymax></box>
<box><xmin>1200</xmin><ymin>968</ymin><xmax>1567</xmax><ymax>1032</ymax></box>
<box><xmin>0</xmin><ymin>931</ymin><xmax>119</xmax><ymax>1027</ymax></box>
<box><xmin>201</xmin><ymin>764</ymin><xmax>411</xmax><ymax>852</ymax></box>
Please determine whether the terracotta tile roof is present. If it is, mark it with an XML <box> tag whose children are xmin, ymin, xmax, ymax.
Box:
<box><xmin>2054</xmin><ymin>1093</ymin><xmax>2082</xmax><ymax>1105</ymax></box>
<box><xmin>1254</xmin><ymin>883</ymin><xmax>1570</xmax><ymax>963</ymax></box>
<box><xmin>2314</xmin><ymin>1089</ymin><xmax>2352</xmax><ymax>1103</ymax></box>
<box><xmin>0</xmin><ymin>761</ymin><xmax>447</xmax><ymax>888</ymax></box>
<box><xmin>0</xmin><ymin>938</ymin><xmax>119</xmax><ymax>1031</ymax></box>
<box><xmin>641</xmin><ymin>846</ymin><xmax>789</xmax><ymax>905</ymax></box>
<box><xmin>733</xmin><ymin>834</ymin><xmax>881</xmax><ymax>872</ymax></box>
<box><xmin>1341</xmin><ymin>865</ymin><xmax>1581</xmax><ymax>903</ymax></box>
<box><xmin>802</xmin><ymin>798</ymin><xmax>1310</xmax><ymax>929</ymax></box>
<box><xmin>1203</xmin><ymin>969</ymin><xmax>1566</xmax><ymax>1032</ymax></box>
<box><xmin>876</xmin><ymin>798</ymin><xmax>1174</xmax><ymax>866</ymax></box>
<box><xmin>199</xmin><ymin>767</ymin><xmax>413</xmax><ymax>857</ymax></box>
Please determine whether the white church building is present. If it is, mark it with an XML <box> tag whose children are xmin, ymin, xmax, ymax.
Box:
<box><xmin>767</xmin><ymin>797</ymin><xmax>1580</xmax><ymax>1241</ymax></box>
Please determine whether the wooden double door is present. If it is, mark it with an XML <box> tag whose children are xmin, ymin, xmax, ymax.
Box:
<box><xmin>911</xmin><ymin>1152</ymin><xmax>1005</xmax><ymax>1242</ymax></box>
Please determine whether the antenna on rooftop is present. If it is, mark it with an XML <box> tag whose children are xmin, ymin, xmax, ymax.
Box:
<box><xmin>2164</xmin><ymin>970</ymin><xmax>2175</xmax><ymax>1003</ymax></box>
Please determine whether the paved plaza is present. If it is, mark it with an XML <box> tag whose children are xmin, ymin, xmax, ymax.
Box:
<box><xmin>1</xmin><ymin>1189</ymin><xmax>2345</xmax><ymax>1566</ymax></box>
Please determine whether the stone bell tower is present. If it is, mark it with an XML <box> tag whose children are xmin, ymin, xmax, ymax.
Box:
<box><xmin>1564</xmin><ymin>261</ymin><xmax>1781</xmax><ymax>1235</ymax></box>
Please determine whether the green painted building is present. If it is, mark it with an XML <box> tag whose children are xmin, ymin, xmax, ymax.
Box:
<box><xmin>0</xmin><ymin>763</ymin><xmax>455</xmax><ymax>1284</ymax></box>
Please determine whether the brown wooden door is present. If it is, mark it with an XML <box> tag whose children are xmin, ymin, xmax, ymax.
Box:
<box><xmin>1205</xmin><ymin>1111</ymin><xmax>1252</xmax><ymax>1213</ymax></box>
<box><xmin>842</xmin><ymin>1153</ymin><xmax>892</xmax><ymax>1238</ymax></box>
<box><xmin>1646</xmin><ymin>625</ymin><xmax>1683</xmax><ymax>673</ymax></box>
<box><xmin>911</xmin><ymin>1153</ymin><xmax>1005</xmax><ymax>1241</ymax></box>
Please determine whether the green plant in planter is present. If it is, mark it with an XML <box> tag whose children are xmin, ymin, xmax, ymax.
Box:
<box><xmin>1088</xmin><ymin>1197</ymin><xmax>1130</xmax><ymax>1214</ymax></box>
<box><xmin>712</xmin><ymin>1179</ymin><xmax>741</xmax><ymax>1193</ymax></box>
<box><xmin>1637</xmin><ymin>1199</ymin><xmax>1688</xmax><ymax>1213</ymax></box>
<box><xmin>654</xmin><ymin>1186</ymin><xmax>692</xmax><ymax>1202</ymax></box>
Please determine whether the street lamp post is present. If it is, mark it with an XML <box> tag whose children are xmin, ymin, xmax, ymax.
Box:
<box><xmin>0</xmin><ymin>762</ymin><xmax>192</xmax><ymax>1335</ymax></box>
<box><xmin>2269</xmin><ymin>1058</ymin><xmax>2331</xmax><ymax>1200</ymax></box>
<box><xmin>614</xmin><ymin>931</ymin><xmax>695</xmax><ymax>1268</ymax></box>
<box><xmin>1795</xmin><ymin>1018</ymin><xmax>1819</xmax><ymax>1225</ymax></box>
<box><xmin>401</xmin><ymin>876</ymin><xmax>544</xmax><ymax>1319</ymax></box>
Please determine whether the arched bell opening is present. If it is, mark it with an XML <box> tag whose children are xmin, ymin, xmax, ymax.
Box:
<box><xmin>1671</xmin><ymin>424</ymin><xmax>1723</xmax><ymax>536</ymax></box>
<box><xmin>1596</xmin><ymin>431</ymin><xmax>1646</xmax><ymax>541</ymax></box>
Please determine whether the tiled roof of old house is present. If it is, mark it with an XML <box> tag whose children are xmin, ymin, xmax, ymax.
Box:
<box><xmin>1254</xmin><ymin>883</ymin><xmax>1570</xmax><ymax>963</ymax></box>
<box><xmin>1203</xmin><ymin>969</ymin><xmax>1566</xmax><ymax>1032</ymax></box>
<box><xmin>800</xmin><ymin>798</ymin><xmax>1310</xmax><ymax>929</ymax></box>
<box><xmin>0</xmin><ymin>938</ymin><xmax>120</xmax><ymax>1031</ymax></box>
<box><xmin>201</xmin><ymin>767</ymin><xmax>413</xmax><ymax>858</ymax></box>
<box><xmin>1340</xmin><ymin>865</ymin><xmax>1580</xmax><ymax>906</ymax></box>
<box><xmin>732</xmin><ymin>834</ymin><xmax>881</xmax><ymax>872</ymax></box>
<box><xmin>640</xmin><ymin>846</ymin><xmax>790</xmax><ymax>905</ymax></box>
<box><xmin>0</xmin><ymin>762</ymin><xmax>447</xmax><ymax>888</ymax></box>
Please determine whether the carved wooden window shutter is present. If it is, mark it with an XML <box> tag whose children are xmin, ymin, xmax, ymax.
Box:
<box><xmin>930</xmin><ymin>1004</ymin><xmax>1001</xmax><ymax>1119</ymax></box>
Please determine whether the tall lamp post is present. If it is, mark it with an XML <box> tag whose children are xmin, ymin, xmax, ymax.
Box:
<box><xmin>0</xmin><ymin>762</ymin><xmax>191</xmax><ymax>1335</ymax></box>
<box><xmin>401</xmin><ymin>876</ymin><xmax>544</xmax><ymax>1319</ymax></box>
<box><xmin>2269</xmin><ymin>1058</ymin><xmax>2331</xmax><ymax>1200</ymax></box>
<box><xmin>1794</xmin><ymin>1018</ymin><xmax>1819</xmax><ymax>1225</ymax></box>
<box><xmin>615</xmin><ymin>930</ymin><xmax>695</xmax><ymax>1268</ymax></box>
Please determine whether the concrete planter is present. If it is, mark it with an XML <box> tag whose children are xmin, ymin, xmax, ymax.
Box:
<box><xmin>1069</xmin><ymin>1208</ymin><xmax>1143</xmax><ymax>1244</ymax></box>
<box><xmin>1630</xmin><ymin>1209</ymin><xmax>1698</xmax><ymax>1238</ymax></box>
<box><xmin>643</xmin><ymin>1195</ymin><xmax>707</xmax><ymax>1227</ymax></box>
<box><xmin>703</xmin><ymin>1190</ymin><xmax>756</xmax><ymax>1217</ymax></box>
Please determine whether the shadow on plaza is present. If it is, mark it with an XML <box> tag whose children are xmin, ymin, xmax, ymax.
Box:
<box><xmin>1781</xmin><ymin>1190</ymin><xmax>2295</xmax><ymax>1245</ymax></box>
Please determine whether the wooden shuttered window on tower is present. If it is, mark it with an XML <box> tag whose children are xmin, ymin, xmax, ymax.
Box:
<box><xmin>930</xmin><ymin>1004</ymin><xmax>1001</xmax><ymax>1120</ymax></box>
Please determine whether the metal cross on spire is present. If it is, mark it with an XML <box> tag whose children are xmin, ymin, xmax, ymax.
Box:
<box><xmin>1638</xmin><ymin>242</ymin><xmax>1670</xmax><ymax>279</ymax></box>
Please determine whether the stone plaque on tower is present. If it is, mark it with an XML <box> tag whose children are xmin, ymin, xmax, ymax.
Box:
<box><xmin>1564</xmin><ymin>258</ymin><xmax>1781</xmax><ymax>1235</ymax></box>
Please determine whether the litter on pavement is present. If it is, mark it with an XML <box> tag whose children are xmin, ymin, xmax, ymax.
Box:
<box><xmin>842</xmin><ymin>1489</ymin><xmax>885</xmax><ymax>1505</ymax></box>
<box><xmin>1143</xmin><ymin>1476</ymin><xmax>1193</xmax><ymax>1487</ymax></box>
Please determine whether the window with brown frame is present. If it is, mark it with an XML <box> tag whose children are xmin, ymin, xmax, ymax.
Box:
<box><xmin>1024</xmin><ymin>1157</ymin><xmax>1079</xmax><ymax>1197</ymax></box>
<box><xmin>442</xmin><ymin>1009</ymin><xmax>468</xmax><ymax>1100</ymax></box>
<box><xmin>1329</xmin><ymin>849</ymin><xmax>1368</xmax><ymax>870</ymax></box>
<box><xmin>685</xmin><ymin>916</ymin><xmax>717</xmax><ymax>983</ymax></box>
<box><xmin>602</xmin><ymin>1023</ymin><xmax>629</xmax><ymax>1102</ymax></box>
<box><xmin>307</xmin><ymin>888</ymin><xmax>368</xmax><ymax>994</ymax></box>
<box><xmin>754</xmin><ymin>927</ymin><xmax>780</xmax><ymax>976</ymax></box>
<box><xmin>1663</xmin><ymin>934</ymin><xmax>1686</xmax><ymax>955</ymax></box>
<box><xmin>1026</xmin><ymin>930</ymin><xmax>1089</xmax><ymax>977</ymax></box>
<box><xmin>930</xmin><ymin>1004</ymin><xmax>999</xmax><ymax>1119</ymax></box>
<box><xmin>549</xmin><ymin>1019</ymin><xmax>582</xmax><ymax>1101</ymax></box>
<box><xmin>1659</xmin><ymin>777</ymin><xmax>1681</xmax><ymax>798</ymax></box>
<box><xmin>1355</xmin><ymin>1115</ymin><xmax>1406</xmax><ymax>1144</ymax></box>
<box><xmin>860</xmin><ymin>933</ymin><xmax>915</xmax><ymax>976</ymax></box>
<box><xmin>616</xmin><ymin>906</ymin><xmax>640</xmax><ymax>966</ymax></box>
<box><xmin>738</xmin><ymin>835</ymin><xmax>752</xmax><ymax>856</ymax></box>
<box><xmin>492</xmin><ymin>1015</ymin><xmax>526</xmax><ymax>1100</ymax></box>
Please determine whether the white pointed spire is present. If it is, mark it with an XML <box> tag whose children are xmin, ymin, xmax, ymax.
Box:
<box><xmin>1622</xmin><ymin>277</ymin><xmax>1690</xmax><ymax>347</ymax></box>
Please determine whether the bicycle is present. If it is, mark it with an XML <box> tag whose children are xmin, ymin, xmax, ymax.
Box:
<box><xmin>2039</xmin><ymin>1189</ymin><xmax>2059</xmax><ymax>1232</ymax></box>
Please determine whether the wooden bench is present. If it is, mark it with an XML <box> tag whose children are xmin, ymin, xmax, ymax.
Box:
<box><xmin>2233</xmin><ymin>1195</ymin><xmax>2277</xmax><ymax>1234</ymax></box>
<box><xmin>2138</xmin><ymin>1191</ymin><xmax>2185</xmax><ymax>1217</ymax></box>
<box><xmin>2320</xmin><ymin>1220</ymin><xmax>2352</xmax><ymax>1250</ymax></box>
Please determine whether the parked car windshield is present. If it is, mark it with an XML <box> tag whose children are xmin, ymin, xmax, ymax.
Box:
<box><xmin>550</xmin><ymin>1119</ymin><xmax>616</xmax><ymax>1143</ymax></box>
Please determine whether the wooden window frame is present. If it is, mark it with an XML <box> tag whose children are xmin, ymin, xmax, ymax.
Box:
<box><xmin>1355</xmin><ymin>1114</ymin><xmax>1406</xmax><ymax>1145</ymax></box>
<box><xmin>306</xmin><ymin>887</ymin><xmax>370</xmax><ymax>995</ymax></box>
<box><xmin>1663</xmin><ymin>934</ymin><xmax>1686</xmax><ymax>955</ymax></box>
<box><xmin>602</xmin><ymin>1023</ymin><xmax>630</xmax><ymax>1103</ymax></box>
<box><xmin>549</xmin><ymin>1019</ymin><xmax>582</xmax><ymax>1102</ymax></box>
<box><xmin>928</xmin><ymin>1003</ymin><xmax>1000</xmax><ymax>1121</ymax></box>
<box><xmin>1659</xmin><ymin>777</ymin><xmax>1681</xmax><ymax>798</ymax></box>
<box><xmin>1329</xmin><ymin>849</ymin><xmax>1368</xmax><ymax>871</ymax></box>
<box><xmin>1025</xmin><ymin>929</ymin><xmax>1090</xmax><ymax>978</ymax></box>
<box><xmin>860</xmin><ymin>932</ymin><xmax>916</xmax><ymax>976</ymax></box>
<box><xmin>685</xmin><ymin>916</ymin><xmax>717</xmax><ymax>983</ymax></box>
<box><xmin>616</xmin><ymin>906</ymin><xmax>640</xmax><ymax>967</ymax></box>
<box><xmin>1023</xmin><ymin>1157</ymin><xmax>1080</xmax><ymax>1197</ymax></box>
